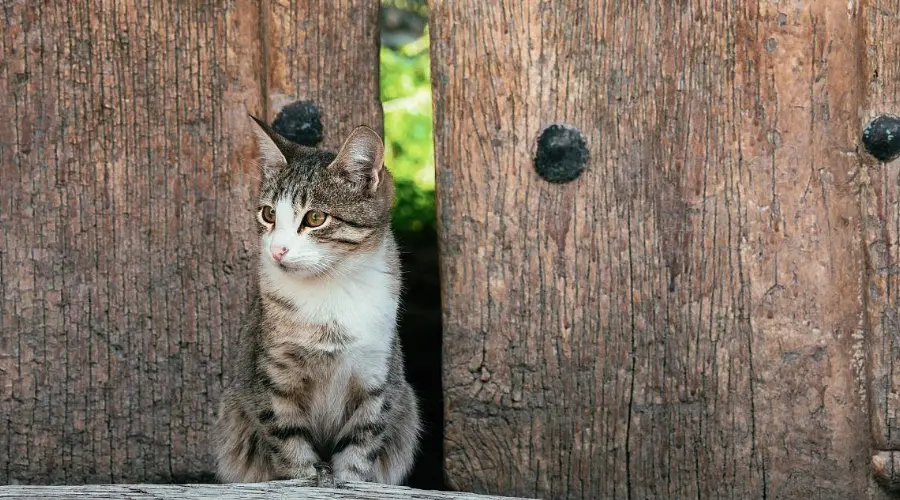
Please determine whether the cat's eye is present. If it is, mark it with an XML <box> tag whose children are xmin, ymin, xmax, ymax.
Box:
<box><xmin>303</xmin><ymin>210</ymin><xmax>328</xmax><ymax>228</ymax></box>
<box><xmin>260</xmin><ymin>205</ymin><xmax>276</xmax><ymax>224</ymax></box>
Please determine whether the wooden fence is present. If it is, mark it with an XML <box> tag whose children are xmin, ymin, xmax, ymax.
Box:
<box><xmin>0</xmin><ymin>0</ymin><xmax>382</xmax><ymax>485</ymax></box>
<box><xmin>4</xmin><ymin>0</ymin><xmax>900</xmax><ymax>499</ymax></box>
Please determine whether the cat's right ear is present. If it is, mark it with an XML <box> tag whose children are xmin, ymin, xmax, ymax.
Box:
<box><xmin>249</xmin><ymin>115</ymin><xmax>292</xmax><ymax>170</ymax></box>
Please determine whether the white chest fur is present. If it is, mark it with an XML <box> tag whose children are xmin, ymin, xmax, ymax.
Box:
<box><xmin>260</xmin><ymin>242</ymin><xmax>399</xmax><ymax>387</ymax></box>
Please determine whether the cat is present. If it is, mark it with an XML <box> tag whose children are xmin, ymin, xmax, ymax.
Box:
<box><xmin>213</xmin><ymin>116</ymin><xmax>420</xmax><ymax>486</ymax></box>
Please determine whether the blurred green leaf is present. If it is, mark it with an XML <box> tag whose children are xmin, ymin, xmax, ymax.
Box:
<box><xmin>381</xmin><ymin>30</ymin><xmax>436</xmax><ymax>233</ymax></box>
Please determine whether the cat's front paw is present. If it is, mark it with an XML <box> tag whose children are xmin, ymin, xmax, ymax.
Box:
<box><xmin>273</xmin><ymin>461</ymin><xmax>317</xmax><ymax>483</ymax></box>
<box><xmin>314</xmin><ymin>461</ymin><xmax>335</xmax><ymax>488</ymax></box>
<box><xmin>333</xmin><ymin>465</ymin><xmax>373</xmax><ymax>486</ymax></box>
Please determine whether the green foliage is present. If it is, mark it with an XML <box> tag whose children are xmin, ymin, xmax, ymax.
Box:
<box><xmin>381</xmin><ymin>31</ymin><xmax>435</xmax><ymax>233</ymax></box>
<box><xmin>381</xmin><ymin>0</ymin><xmax>428</xmax><ymax>16</ymax></box>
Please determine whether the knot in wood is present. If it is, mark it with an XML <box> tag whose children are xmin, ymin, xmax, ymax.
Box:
<box><xmin>533</xmin><ymin>123</ymin><xmax>589</xmax><ymax>183</ymax></box>
<box><xmin>862</xmin><ymin>114</ymin><xmax>900</xmax><ymax>162</ymax></box>
<box><xmin>272</xmin><ymin>100</ymin><xmax>324</xmax><ymax>147</ymax></box>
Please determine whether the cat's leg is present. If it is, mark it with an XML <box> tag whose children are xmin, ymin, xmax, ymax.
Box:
<box><xmin>268</xmin><ymin>427</ymin><xmax>320</xmax><ymax>480</ymax></box>
<box><xmin>260</xmin><ymin>405</ymin><xmax>321</xmax><ymax>481</ymax></box>
<box><xmin>371</xmin><ymin>382</ymin><xmax>420</xmax><ymax>485</ymax></box>
<box><xmin>214</xmin><ymin>398</ymin><xmax>276</xmax><ymax>483</ymax></box>
<box><xmin>333</xmin><ymin>382</ymin><xmax>421</xmax><ymax>485</ymax></box>
<box><xmin>331</xmin><ymin>390</ymin><xmax>389</xmax><ymax>484</ymax></box>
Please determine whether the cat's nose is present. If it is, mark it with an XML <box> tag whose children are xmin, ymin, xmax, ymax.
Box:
<box><xmin>271</xmin><ymin>246</ymin><xmax>289</xmax><ymax>262</ymax></box>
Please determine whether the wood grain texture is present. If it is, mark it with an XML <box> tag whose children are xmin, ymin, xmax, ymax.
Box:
<box><xmin>264</xmin><ymin>0</ymin><xmax>383</xmax><ymax>146</ymax></box>
<box><xmin>860</xmin><ymin>0</ymin><xmax>900</xmax><ymax>451</ymax></box>
<box><xmin>0</xmin><ymin>0</ymin><xmax>380</xmax><ymax>485</ymax></box>
<box><xmin>0</xmin><ymin>480</ymin><xmax>536</xmax><ymax>500</ymax></box>
<box><xmin>432</xmin><ymin>1</ymin><xmax>871</xmax><ymax>498</ymax></box>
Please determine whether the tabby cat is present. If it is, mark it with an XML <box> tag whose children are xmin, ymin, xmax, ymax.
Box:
<box><xmin>213</xmin><ymin>117</ymin><xmax>420</xmax><ymax>486</ymax></box>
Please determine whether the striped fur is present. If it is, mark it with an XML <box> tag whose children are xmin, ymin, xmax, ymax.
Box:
<box><xmin>213</xmin><ymin>120</ymin><xmax>420</xmax><ymax>485</ymax></box>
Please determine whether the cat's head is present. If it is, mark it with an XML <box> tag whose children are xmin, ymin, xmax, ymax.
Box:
<box><xmin>249</xmin><ymin>116</ymin><xmax>394</xmax><ymax>281</ymax></box>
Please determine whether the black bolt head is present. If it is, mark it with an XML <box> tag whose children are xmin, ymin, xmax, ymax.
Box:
<box><xmin>533</xmin><ymin>123</ymin><xmax>589</xmax><ymax>183</ymax></box>
<box><xmin>862</xmin><ymin>114</ymin><xmax>900</xmax><ymax>162</ymax></box>
<box><xmin>272</xmin><ymin>100</ymin><xmax>324</xmax><ymax>147</ymax></box>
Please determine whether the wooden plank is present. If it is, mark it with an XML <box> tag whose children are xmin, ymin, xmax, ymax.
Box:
<box><xmin>859</xmin><ymin>0</ymin><xmax>900</xmax><ymax>451</ymax></box>
<box><xmin>0</xmin><ymin>480</ymin><xmax>536</xmax><ymax>500</ymax></box>
<box><xmin>0</xmin><ymin>0</ymin><xmax>262</xmax><ymax>483</ymax></box>
<box><xmin>263</xmin><ymin>0</ymin><xmax>383</xmax><ymax>145</ymax></box>
<box><xmin>431</xmin><ymin>1</ymin><xmax>871</xmax><ymax>498</ymax></box>
<box><xmin>0</xmin><ymin>0</ymin><xmax>381</xmax><ymax>484</ymax></box>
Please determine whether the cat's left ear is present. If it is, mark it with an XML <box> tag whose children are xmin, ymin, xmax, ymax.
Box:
<box><xmin>331</xmin><ymin>125</ymin><xmax>385</xmax><ymax>196</ymax></box>
<box><xmin>249</xmin><ymin>114</ymin><xmax>293</xmax><ymax>170</ymax></box>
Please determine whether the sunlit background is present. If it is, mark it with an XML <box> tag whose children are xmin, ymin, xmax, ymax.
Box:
<box><xmin>380</xmin><ymin>0</ymin><xmax>435</xmax><ymax>234</ymax></box>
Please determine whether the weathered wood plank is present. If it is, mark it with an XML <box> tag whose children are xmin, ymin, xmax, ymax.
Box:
<box><xmin>263</xmin><ymin>0</ymin><xmax>383</xmax><ymax>145</ymax></box>
<box><xmin>0</xmin><ymin>0</ymin><xmax>263</xmax><ymax>483</ymax></box>
<box><xmin>0</xmin><ymin>481</ymin><xmax>536</xmax><ymax>500</ymax></box>
<box><xmin>0</xmin><ymin>0</ymin><xmax>381</xmax><ymax>484</ymax></box>
<box><xmin>431</xmin><ymin>1</ymin><xmax>871</xmax><ymax>498</ymax></box>
<box><xmin>860</xmin><ymin>0</ymin><xmax>900</xmax><ymax>452</ymax></box>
